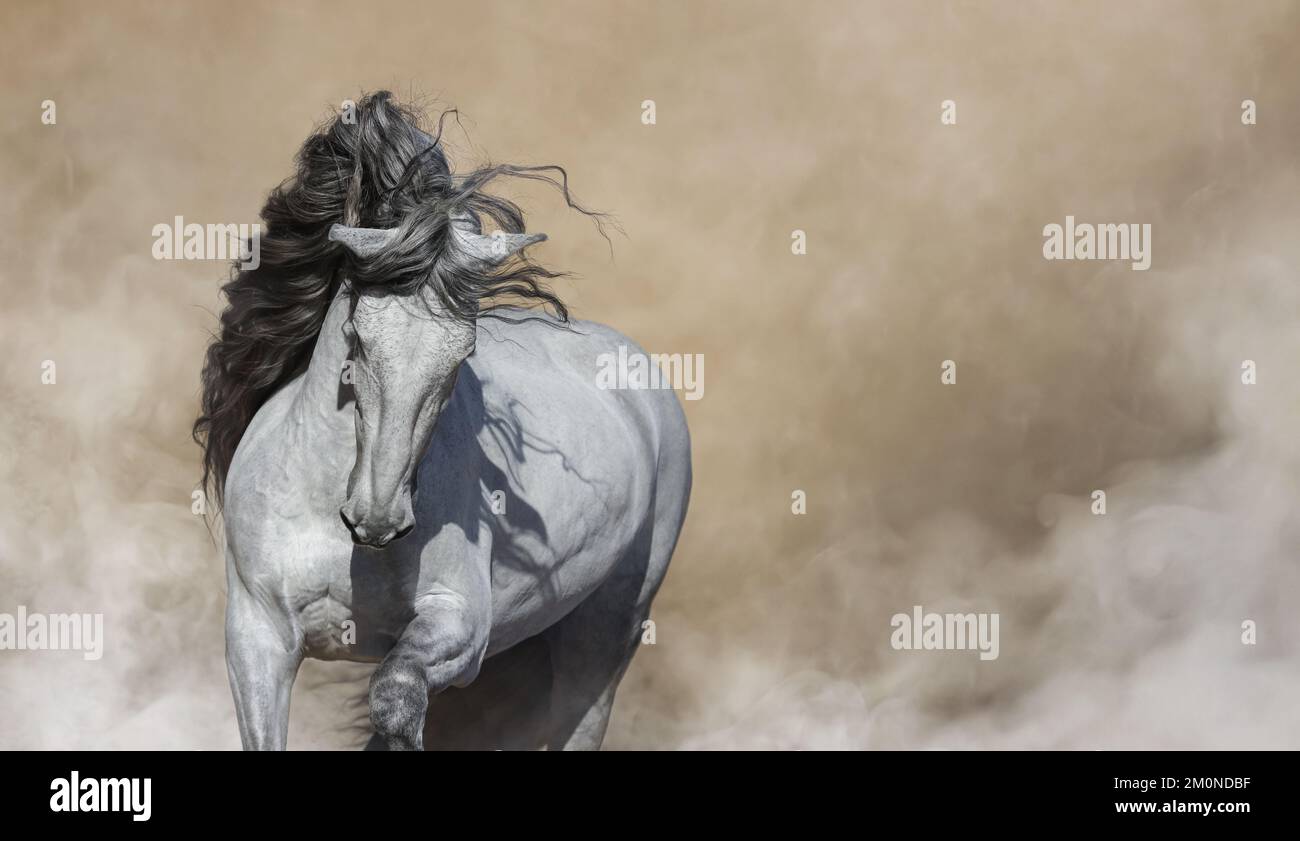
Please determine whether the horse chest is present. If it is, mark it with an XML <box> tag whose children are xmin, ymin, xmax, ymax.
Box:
<box><xmin>289</xmin><ymin>537</ymin><xmax>422</xmax><ymax>662</ymax></box>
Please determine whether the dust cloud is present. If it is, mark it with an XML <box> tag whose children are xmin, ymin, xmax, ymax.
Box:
<box><xmin>1</xmin><ymin>1</ymin><xmax>1297</xmax><ymax>748</ymax></box>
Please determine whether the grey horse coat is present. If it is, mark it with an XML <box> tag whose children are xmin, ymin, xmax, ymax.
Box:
<box><xmin>222</xmin><ymin>287</ymin><xmax>692</xmax><ymax>750</ymax></box>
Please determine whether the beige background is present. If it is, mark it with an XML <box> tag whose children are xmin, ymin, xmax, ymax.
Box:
<box><xmin>2</xmin><ymin>0</ymin><xmax>1299</xmax><ymax>748</ymax></box>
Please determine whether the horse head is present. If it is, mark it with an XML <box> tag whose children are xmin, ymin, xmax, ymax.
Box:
<box><xmin>330</xmin><ymin>215</ymin><xmax>545</xmax><ymax>548</ymax></box>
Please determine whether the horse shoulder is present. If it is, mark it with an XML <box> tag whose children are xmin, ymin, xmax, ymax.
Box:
<box><xmin>223</xmin><ymin>379</ymin><xmax>344</xmax><ymax>599</ymax></box>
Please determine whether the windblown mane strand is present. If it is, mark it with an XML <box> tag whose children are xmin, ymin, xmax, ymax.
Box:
<box><xmin>193</xmin><ymin>91</ymin><xmax>606</xmax><ymax>510</ymax></box>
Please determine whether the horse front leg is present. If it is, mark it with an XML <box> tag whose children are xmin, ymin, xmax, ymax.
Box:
<box><xmin>368</xmin><ymin>592</ymin><xmax>489</xmax><ymax>751</ymax></box>
<box><xmin>225</xmin><ymin>578</ymin><xmax>303</xmax><ymax>750</ymax></box>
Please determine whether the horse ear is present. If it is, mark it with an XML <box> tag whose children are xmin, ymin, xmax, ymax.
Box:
<box><xmin>329</xmin><ymin>223</ymin><xmax>398</xmax><ymax>259</ymax></box>
<box><xmin>447</xmin><ymin>213</ymin><xmax>546</xmax><ymax>268</ymax></box>
<box><xmin>330</xmin><ymin>216</ymin><xmax>546</xmax><ymax>265</ymax></box>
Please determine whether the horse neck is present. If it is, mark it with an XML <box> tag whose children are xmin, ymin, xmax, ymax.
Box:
<box><xmin>290</xmin><ymin>288</ymin><xmax>355</xmax><ymax>452</ymax></box>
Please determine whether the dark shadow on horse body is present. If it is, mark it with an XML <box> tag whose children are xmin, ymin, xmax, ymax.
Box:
<box><xmin>422</xmin><ymin>633</ymin><xmax>554</xmax><ymax>750</ymax></box>
<box><xmin>350</xmin><ymin>359</ymin><xmax>605</xmax><ymax>748</ymax></box>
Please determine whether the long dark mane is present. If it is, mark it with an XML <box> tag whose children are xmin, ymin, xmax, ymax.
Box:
<box><xmin>194</xmin><ymin>91</ymin><xmax>602</xmax><ymax>509</ymax></box>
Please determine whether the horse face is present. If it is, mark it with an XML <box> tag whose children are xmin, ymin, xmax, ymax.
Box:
<box><xmin>339</xmin><ymin>285</ymin><xmax>474</xmax><ymax>548</ymax></box>
<box><xmin>327</xmin><ymin>213</ymin><xmax>544</xmax><ymax>548</ymax></box>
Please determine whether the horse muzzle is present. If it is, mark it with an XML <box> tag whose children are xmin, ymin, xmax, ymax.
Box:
<box><xmin>339</xmin><ymin>500</ymin><xmax>415</xmax><ymax>549</ymax></box>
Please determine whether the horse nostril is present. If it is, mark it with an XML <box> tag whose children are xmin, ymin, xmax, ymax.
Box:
<box><xmin>340</xmin><ymin>507</ymin><xmax>411</xmax><ymax>548</ymax></box>
<box><xmin>340</xmin><ymin>509</ymin><xmax>364</xmax><ymax>542</ymax></box>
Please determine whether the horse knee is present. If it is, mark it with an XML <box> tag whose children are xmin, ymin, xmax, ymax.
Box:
<box><xmin>411</xmin><ymin>597</ymin><xmax>487</xmax><ymax>689</ymax></box>
<box><xmin>437</xmin><ymin>609</ymin><xmax>486</xmax><ymax>688</ymax></box>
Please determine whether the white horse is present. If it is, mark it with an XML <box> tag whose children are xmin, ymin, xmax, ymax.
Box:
<box><xmin>203</xmin><ymin>93</ymin><xmax>691</xmax><ymax>750</ymax></box>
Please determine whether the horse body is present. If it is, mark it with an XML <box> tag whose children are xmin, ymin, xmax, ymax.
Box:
<box><xmin>222</xmin><ymin>291</ymin><xmax>691</xmax><ymax>749</ymax></box>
